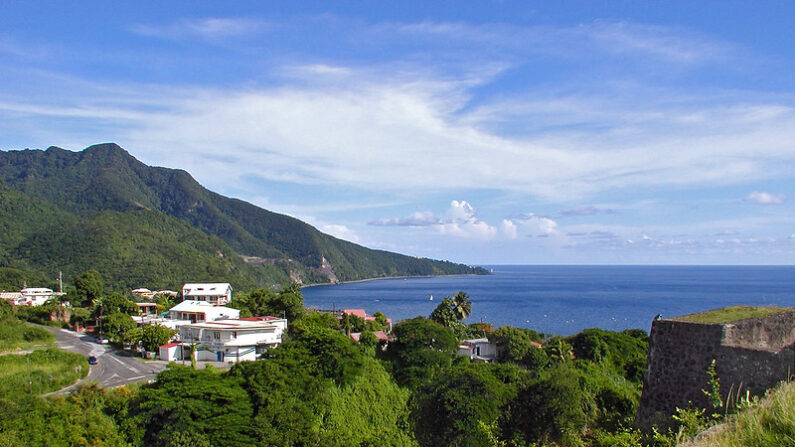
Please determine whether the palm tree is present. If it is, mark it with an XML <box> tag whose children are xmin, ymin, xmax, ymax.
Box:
<box><xmin>451</xmin><ymin>291</ymin><xmax>472</xmax><ymax>320</ymax></box>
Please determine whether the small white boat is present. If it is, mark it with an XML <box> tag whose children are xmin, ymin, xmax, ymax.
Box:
<box><xmin>429</xmin><ymin>295</ymin><xmax>434</xmax><ymax>301</ymax></box>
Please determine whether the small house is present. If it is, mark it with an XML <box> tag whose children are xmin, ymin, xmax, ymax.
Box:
<box><xmin>181</xmin><ymin>283</ymin><xmax>233</xmax><ymax>306</ymax></box>
<box><xmin>457</xmin><ymin>338</ymin><xmax>498</xmax><ymax>362</ymax></box>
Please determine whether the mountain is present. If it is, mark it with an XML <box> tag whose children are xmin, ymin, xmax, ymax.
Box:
<box><xmin>0</xmin><ymin>143</ymin><xmax>486</xmax><ymax>291</ymax></box>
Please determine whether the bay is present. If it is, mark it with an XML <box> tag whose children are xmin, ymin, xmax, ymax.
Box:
<box><xmin>302</xmin><ymin>265</ymin><xmax>795</xmax><ymax>335</ymax></box>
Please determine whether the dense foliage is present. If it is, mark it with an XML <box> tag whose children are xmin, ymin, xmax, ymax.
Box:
<box><xmin>0</xmin><ymin>144</ymin><xmax>487</xmax><ymax>292</ymax></box>
<box><xmin>5</xmin><ymin>284</ymin><xmax>741</xmax><ymax>447</ymax></box>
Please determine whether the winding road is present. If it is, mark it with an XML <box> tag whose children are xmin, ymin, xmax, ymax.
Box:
<box><xmin>42</xmin><ymin>326</ymin><xmax>168</xmax><ymax>394</ymax></box>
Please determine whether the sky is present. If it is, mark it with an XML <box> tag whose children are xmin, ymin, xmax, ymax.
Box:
<box><xmin>1</xmin><ymin>1</ymin><xmax>794</xmax><ymax>265</ymax></box>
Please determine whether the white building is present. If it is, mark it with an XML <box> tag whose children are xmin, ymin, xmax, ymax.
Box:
<box><xmin>169</xmin><ymin>316</ymin><xmax>287</xmax><ymax>363</ymax></box>
<box><xmin>0</xmin><ymin>292</ymin><xmax>25</xmax><ymax>305</ymax></box>
<box><xmin>457</xmin><ymin>338</ymin><xmax>498</xmax><ymax>362</ymax></box>
<box><xmin>181</xmin><ymin>283</ymin><xmax>232</xmax><ymax>306</ymax></box>
<box><xmin>167</xmin><ymin>300</ymin><xmax>239</xmax><ymax>324</ymax></box>
<box><xmin>20</xmin><ymin>288</ymin><xmax>65</xmax><ymax>306</ymax></box>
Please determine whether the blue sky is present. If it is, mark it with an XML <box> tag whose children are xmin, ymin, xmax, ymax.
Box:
<box><xmin>2</xmin><ymin>1</ymin><xmax>794</xmax><ymax>265</ymax></box>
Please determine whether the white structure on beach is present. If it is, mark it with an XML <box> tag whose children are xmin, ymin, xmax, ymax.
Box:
<box><xmin>163</xmin><ymin>316</ymin><xmax>287</xmax><ymax>363</ymax></box>
<box><xmin>181</xmin><ymin>283</ymin><xmax>232</xmax><ymax>306</ymax></box>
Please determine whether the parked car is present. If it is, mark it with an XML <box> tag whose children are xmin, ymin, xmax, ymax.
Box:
<box><xmin>88</xmin><ymin>355</ymin><xmax>98</xmax><ymax>365</ymax></box>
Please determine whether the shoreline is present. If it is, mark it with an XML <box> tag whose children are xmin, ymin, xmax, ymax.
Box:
<box><xmin>300</xmin><ymin>272</ymin><xmax>488</xmax><ymax>289</ymax></box>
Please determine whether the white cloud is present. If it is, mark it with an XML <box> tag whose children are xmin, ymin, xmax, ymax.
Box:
<box><xmin>369</xmin><ymin>211</ymin><xmax>440</xmax><ymax>227</ymax></box>
<box><xmin>319</xmin><ymin>224</ymin><xmax>360</xmax><ymax>243</ymax></box>
<box><xmin>745</xmin><ymin>191</ymin><xmax>785</xmax><ymax>205</ymax></box>
<box><xmin>131</xmin><ymin>17</ymin><xmax>266</xmax><ymax>40</ymax></box>
<box><xmin>370</xmin><ymin>200</ymin><xmax>504</xmax><ymax>240</ymax></box>
<box><xmin>501</xmin><ymin>219</ymin><xmax>518</xmax><ymax>239</ymax></box>
<box><xmin>511</xmin><ymin>213</ymin><xmax>559</xmax><ymax>236</ymax></box>
<box><xmin>3</xmin><ymin>19</ymin><xmax>794</xmax><ymax>205</ymax></box>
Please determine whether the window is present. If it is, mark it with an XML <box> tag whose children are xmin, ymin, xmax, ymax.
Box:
<box><xmin>213</xmin><ymin>331</ymin><xmax>221</xmax><ymax>340</ymax></box>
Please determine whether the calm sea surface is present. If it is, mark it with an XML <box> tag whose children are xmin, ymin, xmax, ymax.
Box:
<box><xmin>302</xmin><ymin>265</ymin><xmax>795</xmax><ymax>335</ymax></box>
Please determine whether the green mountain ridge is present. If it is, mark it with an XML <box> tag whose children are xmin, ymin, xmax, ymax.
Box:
<box><xmin>0</xmin><ymin>143</ymin><xmax>486</xmax><ymax>291</ymax></box>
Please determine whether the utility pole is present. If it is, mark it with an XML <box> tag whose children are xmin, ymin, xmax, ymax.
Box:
<box><xmin>58</xmin><ymin>271</ymin><xmax>63</xmax><ymax>294</ymax></box>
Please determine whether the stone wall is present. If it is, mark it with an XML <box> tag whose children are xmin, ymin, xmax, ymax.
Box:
<box><xmin>635</xmin><ymin>310</ymin><xmax>795</xmax><ymax>429</ymax></box>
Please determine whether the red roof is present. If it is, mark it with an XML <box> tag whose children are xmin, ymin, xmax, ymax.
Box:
<box><xmin>342</xmin><ymin>309</ymin><xmax>392</xmax><ymax>324</ymax></box>
<box><xmin>530</xmin><ymin>341</ymin><xmax>543</xmax><ymax>348</ymax></box>
<box><xmin>373</xmin><ymin>331</ymin><xmax>389</xmax><ymax>341</ymax></box>
<box><xmin>343</xmin><ymin>309</ymin><xmax>367</xmax><ymax>319</ymax></box>
<box><xmin>160</xmin><ymin>342</ymin><xmax>180</xmax><ymax>348</ymax></box>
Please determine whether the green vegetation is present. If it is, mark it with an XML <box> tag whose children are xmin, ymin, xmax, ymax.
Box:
<box><xmin>228</xmin><ymin>283</ymin><xmax>306</xmax><ymax>320</ymax></box>
<box><xmin>0</xmin><ymin>144</ymin><xmax>487</xmax><ymax>293</ymax></box>
<box><xmin>0</xmin><ymin>348</ymin><xmax>88</xmax><ymax>396</ymax></box>
<box><xmin>674</xmin><ymin>305</ymin><xmax>794</xmax><ymax>324</ymax></box>
<box><xmin>9</xmin><ymin>285</ymin><xmax>789</xmax><ymax>447</ymax></box>
<box><xmin>682</xmin><ymin>380</ymin><xmax>795</xmax><ymax>447</ymax></box>
<box><xmin>0</xmin><ymin>302</ymin><xmax>54</xmax><ymax>351</ymax></box>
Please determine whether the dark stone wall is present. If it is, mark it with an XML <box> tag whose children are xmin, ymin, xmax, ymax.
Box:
<box><xmin>635</xmin><ymin>311</ymin><xmax>795</xmax><ymax>429</ymax></box>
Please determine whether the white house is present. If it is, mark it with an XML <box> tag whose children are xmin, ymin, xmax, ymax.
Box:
<box><xmin>167</xmin><ymin>300</ymin><xmax>239</xmax><ymax>324</ymax></box>
<box><xmin>181</xmin><ymin>283</ymin><xmax>232</xmax><ymax>306</ymax></box>
<box><xmin>457</xmin><ymin>338</ymin><xmax>498</xmax><ymax>362</ymax></box>
<box><xmin>169</xmin><ymin>316</ymin><xmax>287</xmax><ymax>363</ymax></box>
<box><xmin>20</xmin><ymin>288</ymin><xmax>65</xmax><ymax>306</ymax></box>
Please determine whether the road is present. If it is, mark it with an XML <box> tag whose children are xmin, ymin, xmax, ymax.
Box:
<box><xmin>42</xmin><ymin>326</ymin><xmax>169</xmax><ymax>393</ymax></box>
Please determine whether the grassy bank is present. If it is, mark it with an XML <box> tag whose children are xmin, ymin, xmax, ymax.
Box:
<box><xmin>674</xmin><ymin>305</ymin><xmax>794</xmax><ymax>324</ymax></box>
<box><xmin>0</xmin><ymin>348</ymin><xmax>88</xmax><ymax>396</ymax></box>
<box><xmin>682</xmin><ymin>380</ymin><xmax>795</xmax><ymax>446</ymax></box>
<box><xmin>0</xmin><ymin>316</ymin><xmax>54</xmax><ymax>352</ymax></box>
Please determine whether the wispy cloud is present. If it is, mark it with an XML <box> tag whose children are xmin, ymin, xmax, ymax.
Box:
<box><xmin>131</xmin><ymin>17</ymin><xmax>268</xmax><ymax>40</ymax></box>
<box><xmin>370</xmin><ymin>200</ymin><xmax>506</xmax><ymax>240</ymax></box>
<box><xmin>745</xmin><ymin>191</ymin><xmax>785</xmax><ymax>205</ymax></box>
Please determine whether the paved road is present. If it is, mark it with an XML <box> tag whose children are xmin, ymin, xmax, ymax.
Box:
<box><xmin>42</xmin><ymin>326</ymin><xmax>168</xmax><ymax>393</ymax></box>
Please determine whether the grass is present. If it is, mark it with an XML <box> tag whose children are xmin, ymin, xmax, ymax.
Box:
<box><xmin>0</xmin><ymin>348</ymin><xmax>88</xmax><ymax>396</ymax></box>
<box><xmin>674</xmin><ymin>306</ymin><xmax>794</xmax><ymax>324</ymax></box>
<box><xmin>682</xmin><ymin>380</ymin><xmax>795</xmax><ymax>446</ymax></box>
<box><xmin>0</xmin><ymin>316</ymin><xmax>55</xmax><ymax>352</ymax></box>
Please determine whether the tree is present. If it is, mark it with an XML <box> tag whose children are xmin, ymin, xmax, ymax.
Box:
<box><xmin>101</xmin><ymin>292</ymin><xmax>139</xmax><ymax>315</ymax></box>
<box><xmin>71</xmin><ymin>270</ymin><xmax>103</xmax><ymax>308</ymax></box>
<box><xmin>489</xmin><ymin>326</ymin><xmax>547</xmax><ymax>370</ymax></box>
<box><xmin>230</xmin><ymin>330</ymin><xmax>415</xmax><ymax>447</ymax></box>
<box><xmin>451</xmin><ymin>291</ymin><xmax>472</xmax><ymax>320</ymax></box>
<box><xmin>413</xmin><ymin>363</ymin><xmax>515</xmax><ymax>447</ymax></box>
<box><xmin>429</xmin><ymin>297</ymin><xmax>471</xmax><ymax>340</ymax></box>
<box><xmin>140</xmin><ymin>324</ymin><xmax>176</xmax><ymax>353</ymax></box>
<box><xmin>545</xmin><ymin>337</ymin><xmax>574</xmax><ymax>365</ymax></box>
<box><xmin>154</xmin><ymin>294</ymin><xmax>175</xmax><ymax>314</ymax></box>
<box><xmin>383</xmin><ymin>317</ymin><xmax>458</xmax><ymax>388</ymax></box>
<box><xmin>126</xmin><ymin>366</ymin><xmax>254</xmax><ymax>447</ymax></box>
<box><xmin>228</xmin><ymin>283</ymin><xmax>305</xmax><ymax>321</ymax></box>
<box><xmin>104</xmin><ymin>312</ymin><xmax>137</xmax><ymax>343</ymax></box>
<box><xmin>504</xmin><ymin>365</ymin><xmax>587</xmax><ymax>446</ymax></box>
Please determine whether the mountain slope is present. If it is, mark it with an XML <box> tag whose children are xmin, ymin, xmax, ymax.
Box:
<box><xmin>0</xmin><ymin>144</ymin><xmax>486</xmax><ymax>290</ymax></box>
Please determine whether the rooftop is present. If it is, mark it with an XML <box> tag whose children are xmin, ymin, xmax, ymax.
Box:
<box><xmin>673</xmin><ymin>306</ymin><xmax>795</xmax><ymax>324</ymax></box>
<box><xmin>185</xmin><ymin>318</ymin><xmax>285</xmax><ymax>330</ymax></box>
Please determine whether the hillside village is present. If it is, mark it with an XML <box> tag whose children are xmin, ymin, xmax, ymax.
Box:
<box><xmin>1</xmin><ymin>279</ymin><xmax>403</xmax><ymax>365</ymax></box>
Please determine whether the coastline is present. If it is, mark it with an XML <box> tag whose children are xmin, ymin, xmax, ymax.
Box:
<box><xmin>300</xmin><ymin>272</ymin><xmax>488</xmax><ymax>289</ymax></box>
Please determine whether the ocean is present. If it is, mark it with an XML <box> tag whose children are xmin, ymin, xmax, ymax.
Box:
<box><xmin>302</xmin><ymin>265</ymin><xmax>795</xmax><ymax>335</ymax></box>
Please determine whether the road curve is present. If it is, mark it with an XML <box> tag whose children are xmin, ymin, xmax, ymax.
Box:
<box><xmin>42</xmin><ymin>326</ymin><xmax>168</xmax><ymax>393</ymax></box>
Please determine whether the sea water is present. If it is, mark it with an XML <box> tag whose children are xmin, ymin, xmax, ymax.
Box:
<box><xmin>302</xmin><ymin>265</ymin><xmax>795</xmax><ymax>335</ymax></box>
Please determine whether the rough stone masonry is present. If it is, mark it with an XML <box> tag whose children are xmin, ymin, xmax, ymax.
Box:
<box><xmin>635</xmin><ymin>309</ymin><xmax>795</xmax><ymax>429</ymax></box>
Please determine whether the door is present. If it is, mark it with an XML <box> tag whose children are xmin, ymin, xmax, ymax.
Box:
<box><xmin>217</xmin><ymin>351</ymin><xmax>224</xmax><ymax>362</ymax></box>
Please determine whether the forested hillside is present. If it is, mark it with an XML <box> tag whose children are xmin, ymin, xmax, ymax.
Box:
<box><xmin>0</xmin><ymin>143</ymin><xmax>485</xmax><ymax>291</ymax></box>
